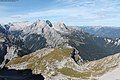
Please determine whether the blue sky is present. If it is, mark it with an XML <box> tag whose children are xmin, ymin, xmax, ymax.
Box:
<box><xmin>0</xmin><ymin>0</ymin><xmax>120</xmax><ymax>26</ymax></box>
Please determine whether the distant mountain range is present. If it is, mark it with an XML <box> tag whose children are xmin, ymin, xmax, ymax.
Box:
<box><xmin>78</xmin><ymin>26</ymin><xmax>120</xmax><ymax>39</ymax></box>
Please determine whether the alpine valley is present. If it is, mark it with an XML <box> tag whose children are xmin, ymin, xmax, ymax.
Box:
<box><xmin>0</xmin><ymin>20</ymin><xmax>120</xmax><ymax>80</ymax></box>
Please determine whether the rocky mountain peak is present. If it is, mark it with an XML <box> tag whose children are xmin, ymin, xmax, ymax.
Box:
<box><xmin>0</xmin><ymin>24</ymin><xmax>10</xmax><ymax>34</ymax></box>
<box><xmin>53</xmin><ymin>22</ymin><xmax>68</xmax><ymax>32</ymax></box>
<box><xmin>46</xmin><ymin>20</ymin><xmax>53</xmax><ymax>27</ymax></box>
<box><xmin>22</xmin><ymin>20</ymin><xmax>54</xmax><ymax>35</ymax></box>
<box><xmin>30</xmin><ymin>20</ymin><xmax>53</xmax><ymax>28</ymax></box>
<box><xmin>5</xmin><ymin>20</ymin><xmax>69</xmax><ymax>34</ymax></box>
<box><xmin>4</xmin><ymin>25</ymin><xmax>10</xmax><ymax>30</ymax></box>
<box><xmin>8</xmin><ymin>21</ymin><xmax>33</xmax><ymax>31</ymax></box>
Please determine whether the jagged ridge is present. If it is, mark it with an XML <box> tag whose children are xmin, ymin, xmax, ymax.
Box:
<box><xmin>6</xmin><ymin>48</ymin><xmax>120</xmax><ymax>80</ymax></box>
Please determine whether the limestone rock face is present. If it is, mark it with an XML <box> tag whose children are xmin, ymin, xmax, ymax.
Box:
<box><xmin>0</xmin><ymin>25</ymin><xmax>30</xmax><ymax>68</ymax></box>
<box><xmin>17</xmin><ymin>20</ymin><xmax>70</xmax><ymax>52</ymax></box>
<box><xmin>0</xmin><ymin>34</ymin><xmax>7</xmax><ymax>64</ymax></box>
<box><xmin>53</xmin><ymin>22</ymin><xmax>68</xmax><ymax>32</ymax></box>
<box><xmin>8</xmin><ymin>21</ymin><xmax>33</xmax><ymax>31</ymax></box>
<box><xmin>0</xmin><ymin>46</ymin><xmax>18</xmax><ymax>68</ymax></box>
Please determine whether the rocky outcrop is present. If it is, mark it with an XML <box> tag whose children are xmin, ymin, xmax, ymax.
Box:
<box><xmin>0</xmin><ymin>24</ymin><xmax>10</xmax><ymax>34</ymax></box>
<box><xmin>53</xmin><ymin>22</ymin><xmax>68</xmax><ymax>32</ymax></box>
<box><xmin>71</xmin><ymin>49</ymin><xmax>83</xmax><ymax>64</ymax></box>
<box><xmin>5</xmin><ymin>48</ymin><xmax>120</xmax><ymax>80</ymax></box>
<box><xmin>6</xmin><ymin>48</ymin><xmax>83</xmax><ymax>80</ymax></box>
<box><xmin>0</xmin><ymin>34</ymin><xmax>7</xmax><ymax>64</ymax></box>
<box><xmin>0</xmin><ymin>25</ymin><xmax>30</xmax><ymax>68</ymax></box>
<box><xmin>0</xmin><ymin>46</ymin><xmax>19</xmax><ymax>68</ymax></box>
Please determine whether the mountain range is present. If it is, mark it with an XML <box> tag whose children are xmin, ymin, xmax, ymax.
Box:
<box><xmin>0</xmin><ymin>20</ymin><xmax>120</xmax><ymax>80</ymax></box>
<box><xmin>79</xmin><ymin>26</ymin><xmax>120</xmax><ymax>39</ymax></box>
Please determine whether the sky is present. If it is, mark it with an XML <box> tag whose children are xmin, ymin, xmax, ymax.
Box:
<box><xmin>0</xmin><ymin>0</ymin><xmax>120</xmax><ymax>26</ymax></box>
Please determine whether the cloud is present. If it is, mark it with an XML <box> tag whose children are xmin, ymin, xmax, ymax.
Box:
<box><xmin>10</xmin><ymin>6</ymin><xmax>110</xmax><ymax>21</ymax></box>
<box><xmin>9</xmin><ymin>4</ymin><xmax>119</xmax><ymax>25</ymax></box>
<box><xmin>11</xmin><ymin>8</ymin><xmax>81</xmax><ymax>18</ymax></box>
<box><xmin>1</xmin><ymin>0</ymin><xmax>120</xmax><ymax>26</ymax></box>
